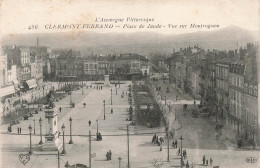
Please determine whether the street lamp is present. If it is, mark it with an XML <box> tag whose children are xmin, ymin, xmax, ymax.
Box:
<box><xmin>103</xmin><ymin>100</ymin><xmax>106</xmax><ymax>120</ymax></box>
<box><xmin>69</xmin><ymin>117</ymin><xmax>73</xmax><ymax>144</ymax></box>
<box><xmin>68</xmin><ymin>91</ymin><xmax>72</xmax><ymax>108</ymax></box>
<box><xmin>33</xmin><ymin>119</ymin><xmax>36</xmax><ymax>134</ymax></box>
<box><xmin>39</xmin><ymin>118</ymin><xmax>43</xmax><ymax>145</ymax></box>
<box><xmin>43</xmin><ymin>85</ymin><xmax>45</xmax><ymax>97</ymax></box>
<box><xmin>179</xmin><ymin>135</ymin><xmax>184</xmax><ymax>168</ymax></box>
<box><xmin>28</xmin><ymin>125</ymin><xmax>33</xmax><ymax>155</ymax></box>
<box><xmin>175</xmin><ymin>108</ymin><xmax>177</xmax><ymax>121</ymax></box>
<box><xmin>111</xmin><ymin>89</ymin><xmax>113</xmax><ymax>105</ymax></box>
<box><xmin>96</xmin><ymin>120</ymin><xmax>99</xmax><ymax>135</ymax></box>
<box><xmin>61</xmin><ymin>124</ymin><xmax>66</xmax><ymax>154</ymax></box>
<box><xmin>168</xmin><ymin>102</ymin><xmax>171</xmax><ymax>113</ymax></box>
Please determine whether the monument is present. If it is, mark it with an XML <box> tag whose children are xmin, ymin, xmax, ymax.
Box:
<box><xmin>104</xmin><ymin>74</ymin><xmax>110</xmax><ymax>87</ymax></box>
<box><xmin>42</xmin><ymin>90</ymin><xmax>62</xmax><ymax>151</ymax></box>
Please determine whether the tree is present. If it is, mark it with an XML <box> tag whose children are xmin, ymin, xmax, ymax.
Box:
<box><xmin>150</xmin><ymin>159</ymin><xmax>164</xmax><ymax>168</ymax></box>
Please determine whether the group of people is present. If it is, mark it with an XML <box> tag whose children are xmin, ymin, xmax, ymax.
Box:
<box><xmin>172</xmin><ymin>139</ymin><xmax>178</xmax><ymax>148</ymax></box>
<box><xmin>203</xmin><ymin>155</ymin><xmax>213</xmax><ymax>166</ymax></box>
<box><xmin>93</xmin><ymin>85</ymin><xmax>103</xmax><ymax>90</ymax></box>
<box><xmin>17</xmin><ymin>127</ymin><xmax>22</xmax><ymax>134</ymax></box>
<box><xmin>151</xmin><ymin>134</ymin><xmax>164</xmax><ymax>146</ymax></box>
<box><xmin>106</xmin><ymin>150</ymin><xmax>112</xmax><ymax>160</ymax></box>
<box><xmin>176</xmin><ymin>147</ymin><xmax>187</xmax><ymax>158</ymax></box>
<box><xmin>96</xmin><ymin>132</ymin><xmax>102</xmax><ymax>141</ymax></box>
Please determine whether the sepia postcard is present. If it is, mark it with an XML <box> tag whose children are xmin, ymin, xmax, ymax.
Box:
<box><xmin>0</xmin><ymin>0</ymin><xmax>260</xmax><ymax>167</ymax></box>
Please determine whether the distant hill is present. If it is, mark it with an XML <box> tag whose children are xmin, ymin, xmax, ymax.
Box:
<box><xmin>2</xmin><ymin>26</ymin><xmax>258</xmax><ymax>56</ymax></box>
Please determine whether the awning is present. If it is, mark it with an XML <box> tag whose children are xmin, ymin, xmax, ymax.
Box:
<box><xmin>13</xmin><ymin>79</ymin><xmax>19</xmax><ymax>86</ymax></box>
<box><xmin>0</xmin><ymin>85</ymin><xmax>15</xmax><ymax>98</ymax></box>
<box><xmin>26</xmin><ymin>79</ymin><xmax>37</xmax><ymax>89</ymax></box>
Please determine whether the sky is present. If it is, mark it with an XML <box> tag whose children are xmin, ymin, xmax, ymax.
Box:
<box><xmin>0</xmin><ymin>0</ymin><xmax>259</xmax><ymax>35</ymax></box>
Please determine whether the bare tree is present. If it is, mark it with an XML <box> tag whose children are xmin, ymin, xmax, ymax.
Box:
<box><xmin>150</xmin><ymin>158</ymin><xmax>164</xmax><ymax>168</ymax></box>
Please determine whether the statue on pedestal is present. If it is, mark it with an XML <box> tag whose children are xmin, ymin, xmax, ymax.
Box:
<box><xmin>46</xmin><ymin>90</ymin><xmax>55</xmax><ymax>109</ymax></box>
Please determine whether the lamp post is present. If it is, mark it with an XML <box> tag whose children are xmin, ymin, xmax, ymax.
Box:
<box><xmin>33</xmin><ymin>119</ymin><xmax>36</xmax><ymax>134</ymax></box>
<box><xmin>61</xmin><ymin>124</ymin><xmax>66</xmax><ymax>154</ymax></box>
<box><xmin>175</xmin><ymin>108</ymin><xmax>177</xmax><ymax>121</ymax></box>
<box><xmin>111</xmin><ymin>89</ymin><xmax>113</xmax><ymax>105</ymax></box>
<box><xmin>43</xmin><ymin>85</ymin><xmax>45</xmax><ymax>97</ymax></box>
<box><xmin>103</xmin><ymin>100</ymin><xmax>106</xmax><ymax>120</ymax></box>
<box><xmin>28</xmin><ymin>125</ymin><xmax>33</xmax><ymax>155</ymax></box>
<box><xmin>168</xmin><ymin>102</ymin><xmax>171</xmax><ymax>113</ymax></box>
<box><xmin>82</xmin><ymin>75</ymin><xmax>84</xmax><ymax>95</ymax></box>
<box><xmin>179</xmin><ymin>135</ymin><xmax>184</xmax><ymax>168</ymax></box>
<box><xmin>96</xmin><ymin>120</ymin><xmax>99</xmax><ymax>136</ymax></box>
<box><xmin>32</xmin><ymin>95</ymin><xmax>34</xmax><ymax>110</ymax></box>
<box><xmin>68</xmin><ymin>91</ymin><xmax>72</xmax><ymax>108</ymax></box>
<box><xmin>161</xmin><ymin>90</ymin><xmax>162</xmax><ymax>100</ymax></box>
<box><xmin>39</xmin><ymin>118</ymin><xmax>43</xmax><ymax>145</ymax></box>
<box><xmin>69</xmin><ymin>117</ymin><xmax>73</xmax><ymax>144</ymax></box>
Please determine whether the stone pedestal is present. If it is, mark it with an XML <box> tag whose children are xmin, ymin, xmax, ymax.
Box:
<box><xmin>104</xmin><ymin>75</ymin><xmax>110</xmax><ymax>87</ymax></box>
<box><xmin>42</xmin><ymin>107</ymin><xmax>62</xmax><ymax>151</ymax></box>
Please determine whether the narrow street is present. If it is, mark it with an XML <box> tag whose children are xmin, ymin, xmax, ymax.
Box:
<box><xmin>150</xmin><ymin>79</ymin><xmax>259</xmax><ymax>168</ymax></box>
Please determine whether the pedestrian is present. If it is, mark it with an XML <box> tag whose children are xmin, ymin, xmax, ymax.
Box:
<box><xmin>88</xmin><ymin>120</ymin><xmax>91</xmax><ymax>126</ymax></box>
<box><xmin>156</xmin><ymin>136</ymin><xmax>159</xmax><ymax>144</ymax></box>
<box><xmin>206</xmin><ymin>159</ymin><xmax>208</xmax><ymax>165</ymax></box>
<box><xmin>183</xmin><ymin>150</ymin><xmax>187</xmax><ymax>159</ymax></box>
<box><xmin>19</xmin><ymin>127</ymin><xmax>22</xmax><ymax>134</ymax></box>
<box><xmin>159</xmin><ymin>137</ymin><xmax>164</xmax><ymax>144</ymax></box>
<box><xmin>17</xmin><ymin>127</ymin><xmax>19</xmax><ymax>134</ymax></box>
<box><xmin>109</xmin><ymin>150</ymin><xmax>112</xmax><ymax>160</ymax></box>
<box><xmin>98</xmin><ymin>132</ymin><xmax>102</xmax><ymax>140</ymax></box>
<box><xmin>172</xmin><ymin>141</ymin><xmax>175</xmax><ymax>148</ymax></box>
<box><xmin>186</xmin><ymin>161</ymin><xmax>189</xmax><ymax>168</ymax></box>
<box><xmin>106</xmin><ymin>152</ymin><xmax>109</xmax><ymax>160</ymax></box>
<box><xmin>152</xmin><ymin>134</ymin><xmax>157</xmax><ymax>144</ymax></box>
<box><xmin>175</xmin><ymin>140</ymin><xmax>178</xmax><ymax>148</ymax></box>
<box><xmin>203</xmin><ymin>155</ymin><xmax>206</xmax><ymax>165</ymax></box>
<box><xmin>160</xmin><ymin>145</ymin><xmax>162</xmax><ymax>151</ymax></box>
<box><xmin>177</xmin><ymin>147</ymin><xmax>180</xmax><ymax>156</ymax></box>
<box><xmin>111</xmin><ymin>109</ymin><xmax>113</xmax><ymax>114</ymax></box>
<box><xmin>210</xmin><ymin>158</ymin><xmax>213</xmax><ymax>165</ymax></box>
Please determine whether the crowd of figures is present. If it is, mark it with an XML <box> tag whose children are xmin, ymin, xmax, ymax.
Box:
<box><xmin>151</xmin><ymin>134</ymin><xmax>215</xmax><ymax>168</ymax></box>
<box><xmin>152</xmin><ymin>134</ymin><xmax>164</xmax><ymax>147</ymax></box>
<box><xmin>106</xmin><ymin>150</ymin><xmax>112</xmax><ymax>160</ymax></box>
<box><xmin>96</xmin><ymin>132</ymin><xmax>102</xmax><ymax>141</ymax></box>
<box><xmin>203</xmin><ymin>155</ymin><xmax>213</xmax><ymax>166</ymax></box>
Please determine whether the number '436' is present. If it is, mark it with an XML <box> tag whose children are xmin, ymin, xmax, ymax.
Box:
<box><xmin>28</xmin><ymin>25</ymin><xmax>39</xmax><ymax>30</ymax></box>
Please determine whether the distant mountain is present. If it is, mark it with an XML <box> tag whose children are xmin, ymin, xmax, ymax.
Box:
<box><xmin>2</xmin><ymin>26</ymin><xmax>258</xmax><ymax>56</ymax></box>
